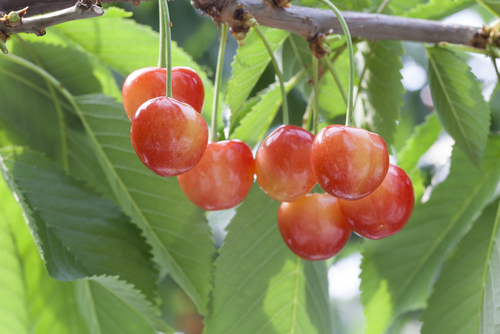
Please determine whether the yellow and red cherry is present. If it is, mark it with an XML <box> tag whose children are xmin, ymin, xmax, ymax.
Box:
<box><xmin>277</xmin><ymin>194</ymin><xmax>351</xmax><ymax>261</ymax></box>
<box><xmin>310</xmin><ymin>125</ymin><xmax>389</xmax><ymax>200</ymax></box>
<box><xmin>130</xmin><ymin>96</ymin><xmax>208</xmax><ymax>177</ymax></box>
<box><xmin>122</xmin><ymin>66</ymin><xmax>205</xmax><ymax>120</ymax></box>
<box><xmin>255</xmin><ymin>125</ymin><xmax>316</xmax><ymax>202</ymax></box>
<box><xmin>338</xmin><ymin>164</ymin><xmax>415</xmax><ymax>240</ymax></box>
<box><xmin>177</xmin><ymin>140</ymin><xmax>255</xmax><ymax>211</ymax></box>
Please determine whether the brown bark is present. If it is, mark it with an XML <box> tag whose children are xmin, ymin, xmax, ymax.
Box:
<box><xmin>0</xmin><ymin>0</ymin><xmax>493</xmax><ymax>49</ymax></box>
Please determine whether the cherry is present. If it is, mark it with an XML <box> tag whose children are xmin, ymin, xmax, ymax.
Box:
<box><xmin>130</xmin><ymin>96</ymin><xmax>208</xmax><ymax>177</ymax></box>
<box><xmin>338</xmin><ymin>164</ymin><xmax>414</xmax><ymax>240</ymax></box>
<box><xmin>310</xmin><ymin>125</ymin><xmax>389</xmax><ymax>201</ymax></box>
<box><xmin>277</xmin><ymin>194</ymin><xmax>351</xmax><ymax>261</ymax></box>
<box><xmin>122</xmin><ymin>67</ymin><xmax>205</xmax><ymax>120</ymax></box>
<box><xmin>177</xmin><ymin>140</ymin><xmax>255</xmax><ymax>211</ymax></box>
<box><xmin>255</xmin><ymin>125</ymin><xmax>316</xmax><ymax>202</ymax></box>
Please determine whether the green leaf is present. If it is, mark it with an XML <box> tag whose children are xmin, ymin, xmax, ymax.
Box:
<box><xmin>477</xmin><ymin>0</ymin><xmax>500</xmax><ymax>17</ymax></box>
<box><xmin>319</xmin><ymin>51</ymin><xmax>350</xmax><ymax>120</ymax></box>
<box><xmin>427</xmin><ymin>47</ymin><xmax>490</xmax><ymax>165</ymax></box>
<box><xmin>405</xmin><ymin>0</ymin><xmax>476</xmax><ymax>20</ymax></box>
<box><xmin>74</xmin><ymin>94</ymin><xmax>214</xmax><ymax>315</ymax></box>
<box><xmin>0</xmin><ymin>147</ymin><xmax>158</xmax><ymax>302</ymax></box>
<box><xmin>420</xmin><ymin>198</ymin><xmax>500</xmax><ymax>334</ymax></box>
<box><xmin>368</xmin><ymin>0</ymin><xmax>426</xmax><ymax>16</ymax></box>
<box><xmin>0</xmin><ymin>52</ymin><xmax>66</xmax><ymax>165</ymax></box>
<box><xmin>66</xmin><ymin>128</ymin><xmax>116</xmax><ymax>201</ymax></box>
<box><xmin>204</xmin><ymin>185</ymin><xmax>332</xmax><ymax>334</ymax></box>
<box><xmin>77</xmin><ymin>276</ymin><xmax>174</xmax><ymax>334</ymax></box>
<box><xmin>227</xmin><ymin>27</ymin><xmax>290</xmax><ymax>117</ymax></box>
<box><xmin>397</xmin><ymin>113</ymin><xmax>442</xmax><ymax>198</ymax></box>
<box><xmin>0</xmin><ymin>182</ymin><xmax>29</xmax><ymax>334</ymax></box>
<box><xmin>0</xmin><ymin>175</ymin><xmax>90</xmax><ymax>334</ymax></box>
<box><xmin>358</xmin><ymin>41</ymin><xmax>404</xmax><ymax>146</ymax></box>
<box><xmin>361</xmin><ymin>135</ymin><xmax>500</xmax><ymax>334</ymax></box>
<box><xmin>480</xmin><ymin>217</ymin><xmax>500</xmax><ymax>333</ymax></box>
<box><xmin>298</xmin><ymin>0</ymin><xmax>369</xmax><ymax>12</ymax></box>
<box><xmin>282</xmin><ymin>34</ymin><xmax>312</xmax><ymax>98</ymax></box>
<box><xmin>10</xmin><ymin>38</ymin><xmax>116</xmax><ymax>97</ymax></box>
<box><xmin>230</xmin><ymin>73</ymin><xmax>301</xmax><ymax>148</ymax></box>
<box><xmin>491</xmin><ymin>86</ymin><xmax>500</xmax><ymax>132</ymax></box>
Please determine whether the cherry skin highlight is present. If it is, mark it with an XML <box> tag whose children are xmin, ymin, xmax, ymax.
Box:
<box><xmin>338</xmin><ymin>164</ymin><xmax>415</xmax><ymax>240</ymax></box>
<box><xmin>122</xmin><ymin>66</ymin><xmax>205</xmax><ymax>120</ymax></box>
<box><xmin>130</xmin><ymin>96</ymin><xmax>208</xmax><ymax>177</ymax></box>
<box><xmin>277</xmin><ymin>194</ymin><xmax>351</xmax><ymax>261</ymax></box>
<box><xmin>177</xmin><ymin>140</ymin><xmax>255</xmax><ymax>211</ymax></box>
<box><xmin>255</xmin><ymin>125</ymin><xmax>316</xmax><ymax>202</ymax></box>
<box><xmin>310</xmin><ymin>125</ymin><xmax>389</xmax><ymax>200</ymax></box>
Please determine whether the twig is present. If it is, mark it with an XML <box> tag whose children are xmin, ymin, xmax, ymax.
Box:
<box><xmin>1</xmin><ymin>3</ymin><xmax>104</xmax><ymax>36</ymax></box>
<box><xmin>192</xmin><ymin>0</ymin><xmax>482</xmax><ymax>48</ymax></box>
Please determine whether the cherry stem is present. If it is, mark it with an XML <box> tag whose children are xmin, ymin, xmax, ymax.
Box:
<box><xmin>323</xmin><ymin>56</ymin><xmax>348</xmax><ymax>105</ymax></box>
<box><xmin>159</xmin><ymin>0</ymin><xmax>172</xmax><ymax>98</ymax></box>
<box><xmin>211</xmin><ymin>24</ymin><xmax>228</xmax><ymax>143</ymax></box>
<box><xmin>158</xmin><ymin>0</ymin><xmax>166</xmax><ymax>68</ymax></box>
<box><xmin>254</xmin><ymin>26</ymin><xmax>289</xmax><ymax>125</ymax></box>
<box><xmin>489</xmin><ymin>48</ymin><xmax>500</xmax><ymax>85</ymax></box>
<box><xmin>317</xmin><ymin>0</ymin><xmax>354</xmax><ymax>127</ymax></box>
<box><xmin>312</xmin><ymin>56</ymin><xmax>319</xmax><ymax>135</ymax></box>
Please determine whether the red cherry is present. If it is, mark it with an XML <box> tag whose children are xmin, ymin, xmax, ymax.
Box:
<box><xmin>277</xmin><ymin>194</ymin><xmax>351</xmax><ymax>261</ymax></box>
<box><xmin>338</xmin><ymin>164</ymin><xmax>415</xmax><ymax>240</ymax></box>
<box><xmin>310</xmin><ymin>125</ymin><xmax>389</xmax><ymax>200</ymax></box>
<box><xmin>122</xmin><ymin>67</ymin><xmax>205</xmax><ymax>120</ymax></box>
<box><xmin>255</xmin><ymin>125</ymin><xmax>316</xmax><ymax>202</ymax></box>
<box><xmin>131</xmin><ymin>96</ymin><xmax>208</xmax><ymax>177</ymax></box>
<box><xmin>177</xmin><ymin>140</ymin><xmax>255</xmax><ymax>211</ymax></box>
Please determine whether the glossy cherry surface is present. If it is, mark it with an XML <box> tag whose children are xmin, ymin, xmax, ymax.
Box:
<box><xmin>255</xmin><ymin>125</ymin><xmax>316</xmax><ymax>202</ymax></box>
<box><xmin>338</xmin><ymin>164</ymin><xmax>414</xmax><ymax>240</ymax></box>
<box><xmin>177</xmin><ymin>140</ymin><xmax>255</xmax><ymax>211</ymax></box>
<box><xmin>131</xmin><ymin>96</ymin><xmax>208</xmax><ymax>177</ymax></box>
<box><xmin>277</xmin><ymin>194</ymin><xmax>351</xmax><ymax>261</ymax></box>
<box><xmin>123</xmin><ymin>67</ymin><xmax>205</xmax><ymax>120</ymax></box>
<box><xmin>310</xmin><ymin>125</ymin><xmax>389</xmax><ymax>200</ymax></box>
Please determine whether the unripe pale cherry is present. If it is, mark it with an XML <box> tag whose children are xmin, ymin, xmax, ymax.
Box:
<box><xmin>122</xmin><ymin>67</ymin><xmax>205</xmax><ymax>120</ymax></box>
<box><xmin>310</xmin><ymin>125</ymin><xmax>389</xmax><ymax>200</ymax></box>
<box><xmin>177</xmin><ymin>140</ymin><xmax>255</xmax><ymax>211</ymax></box>
<box><xmin>338</xmin><ymin>164</ymin><xmax>415</xmax><ymax>240</ymax></box>
<box><xmin>255</xmin><ymin>125</ymin><xmax>316</xmax><ymax>202</ymax></box>
<box><xmin>277</xmin><ymin>194</ymin><xmax>351</xmax><ymax>261</ymax></box>
<box><xmin>131</xmin><ymin>96</ymin><xmax>208</xmax><ymax>177</ymax></box>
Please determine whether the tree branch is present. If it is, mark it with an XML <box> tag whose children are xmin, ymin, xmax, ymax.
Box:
<box><xmin>0</xmin><ymin>0</ymin><xmax>496</xmax><ymax>50</ymax></box>
<box><xmin>193</xmin><ymin>0</ymin><xmax>489</xmax><ymax>48</ymax></box>
<box><xmin>0</xmin><ymin>0</ymin><xmax>152</xmax><ymax>17</ymax></box>
<box><xmin>1</xmin><ymin>3</ymin><xmax>104</xmax><ymax>36</ymax></box>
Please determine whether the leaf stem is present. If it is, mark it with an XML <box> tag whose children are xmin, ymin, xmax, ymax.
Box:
<box><xmin>159</xmin><ymin>0</ymin><xmax>172</xmax><ymax>98</ymax></box>
<box><xmin>317</xmin><ymin>0</ymin><xmax>354</xmax><ymax>127</ymax></box>
<box><xmin>312</xmin><ymin>56</ymin><xmax>319</xmax><ymax>135</ymax></box>
<box><xmin>255</xmin><ymin>26</ymin><xmax>289</xmax><ymax>124</ymax></box>
<box><xmin>211</xmin><ymin>24</ymin><xmax>228</xmax><ymax>143</ymax></box>
<box><xmin>323</xmin><ymin>56</ymin><xmax>348</xmax><ymax>105</ymax></box>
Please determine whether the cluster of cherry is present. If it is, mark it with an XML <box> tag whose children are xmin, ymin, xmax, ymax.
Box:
<box><xmin>122</xmin><ymin>66</ymin><xmax>415</xmax><ymax>261</ymax></box>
